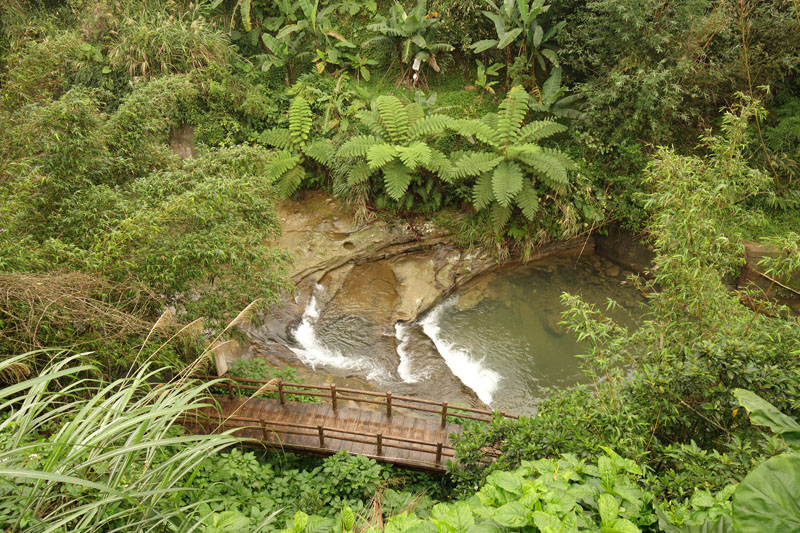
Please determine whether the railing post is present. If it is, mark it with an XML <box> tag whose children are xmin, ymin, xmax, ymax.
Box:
<box><xmin>435</xmin><ymin>442</ymin><xmax>443</xmax><ymax>464</ymax></box>
<box><xmin>318</xmin><ymin>425</ymin><xmax>325</xmax><ymax>448</ymax></box>
<box><xmin>277</xmin><ymin>379</ymin><xmax>286</xmax><ymax>405</ymax></box>
<box><xmin>260</xmin><ymin>418</ymin><xmax>268</xmax><ymax>441</ymax></box>
<box><xmin>226</xmin><ymin>382</ymin><xmax>235</xmax><ymax>399</ymax></box>
<box><xmin>440</xmin><ymin>402</ymin><xmax>448</xmax><ymax>428</ymax></box>
<box><xmin>331</xmin><ymin>384</ymin><xmax>338</xmax><ymax>414</ymax></box>
<box><xmin>386</xmin><ymin>392</ymin><xmax>392</xmax><ymax>419</ymax></box>
<box><xmin>376</xmin><ymin>433</ymin><xmax>383</xmax><ymax>456</ymax></box>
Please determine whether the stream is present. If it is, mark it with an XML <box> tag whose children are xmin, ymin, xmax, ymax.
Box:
<box><xmin>280</xmin><ymin>254</ymin><xmax>645</xmax><ymax>416</ymax></box>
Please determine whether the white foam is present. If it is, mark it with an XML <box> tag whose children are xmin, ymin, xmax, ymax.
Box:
<box><xmin>420</xmin><ymin>299</ymin><xmax>501</xmax><ymax>405</ymax></box>
<box><xmin>290</xmin><ymin>286</ymin><xmax>363</xmax><ymax>371</ymax></box>
<box><xmin>395</xmin><ymin>322</ymin><xmax>421</xmax><ymax>383</ymax></box>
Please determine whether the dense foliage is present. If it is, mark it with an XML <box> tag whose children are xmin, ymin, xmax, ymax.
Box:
<box><xmin>1</xmin><ymin>0</ymin><xmax>800</xmax><ymax>531</ymax></box>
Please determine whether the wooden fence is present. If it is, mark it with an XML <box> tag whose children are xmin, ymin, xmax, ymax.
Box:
<box><xmin>199</xmin><ymin>374</ymin><xmax>518</xmax><ymax>428</ymax></box>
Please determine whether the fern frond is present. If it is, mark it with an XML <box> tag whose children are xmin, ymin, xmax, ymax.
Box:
<box><xmin>289</xmin><ymin>96</ymin><xmax>312</xmax><ymax>148</ymax></box>
<box><xmin>471</xmin><ymin>172</ymin><xmax>494</xmax><ymax>211</ymax></box>
<box><xmin>367</xmin><ymin>143</ymin><xmax>398</xmax><ymax>169</ymax></box>
<box><xmin>497</xmin><ymin>86</ymin><xmax>529</xmax><ymax>145</ymax></box>
<box><xmin>259</xmin><ymin>128</ymin><xmax>293</xmax><ymax>150</ymax></box>
<box><xmin>491</xmin><ymin>160</ymin><xmax>523</xmax><ymax>207</ymax></box>
<box><xmin>523</xmin><ymin>151</ymin><xmax>569</xmax><ymax>190</ymax></box>
<box><xmin>451</xmin><ymin>151</ymin><xmax>502</xmax><ymax>179</ymax></box>
<box><xmin>395</xmin><ymin>141</ymin><xmax>432</xmax><ymax>168</ymax></box>
<box><xmin>541</xmin><ymin>147</ymin><xmax>577</xmax><ymax>170</ymax></box>
<box><xmin>358</xmin><ymin>109</ymin><xmax>388</xmax><ymax>138</ymax></box>
<box><xmin>409</xmin><ymin>114</ymin><xmax>453</xmax><ymax>138</ymax></box>
<box><xmin>423</xmin><ymin>148</ymin><xmax>453</xmax><ymax>181</ymax></box>
<box><xmin>453</xmin><ymin>118</ymin><xmax>501</xmax><ymax>147</ymax></box>
<box><xmin>489</xmin><ymin>203</ymin><xmax>512</xmax><ymax>232</ymax></box>
<box><xmin>266</xmin><ymin>150</ymin><xmax>301</xmax><ymax>182</ymax></box>
<box><xmin>347</xmin><ymin>161</ymin><xmax>373</xmax><ymax>186</ymax></box>
<box><xmin>406</xmin><ymin>102</ymin><xmax>424</xmax><ymax>127</ymax></box>
<box><xmin>515</xmin><ymin>186</ymin><xmax>540</xmax><ymax>220</ymax></box>
<box><xmin>382</xmin><ymin>161</ymin><xmax>413</xmax><ymax>200</ymax></box>
<box><xmin>338</xmin><ymin>135</ymin><xmax>379</xmax><ymax>158</ymax></box>
<box><xmin>376</xmin><ymin>95</ymin><xmax>410</xmax><ymax>144</ymax></box>
<box><xmin>277</xmin><ymin>164</ymin><xmax>306</xmax><ymax>197</ymax></box>
<box><xmin>517</xmin><ymin>120</ymin><xmax>568</xmax><ymax>142</ymax></box>
<box><xmin>506</xmin><ymin>143</ymin><xmax>542</xmax><ymax>160</ymax></box>
<box><xmin>305</xmin><ymin>139</ymin><xmax>335</xmax><ymax>165</ymax></box>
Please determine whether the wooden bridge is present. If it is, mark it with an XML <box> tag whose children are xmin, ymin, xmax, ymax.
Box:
<box><xmin>188</xmin><ymin>376</ymin><xmax>517</xmax><ymax>473</ymax></box>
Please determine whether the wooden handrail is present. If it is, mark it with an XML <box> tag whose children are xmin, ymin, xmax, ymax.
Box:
<box><xmin>197</xmin><ymin>374</ymin><xmax>519</xmax><ymax>423</ymax></box>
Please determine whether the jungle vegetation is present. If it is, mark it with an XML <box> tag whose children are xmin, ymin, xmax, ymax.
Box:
<box><xmin>0</xmin><ymin>0</ymin><xmax>799</xmax><ymax>530</ymax></box>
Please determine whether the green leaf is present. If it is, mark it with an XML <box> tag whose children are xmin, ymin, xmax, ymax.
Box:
<box><xmin>602</xmin><ymin>518</ymin><xmax>641</xmax><ymax>533</ymax></box>
<box><xmin>491</xmin><ymin>160</ymin><xmax>523</xmax><ymax>207</ymax></box>
<box><xmin>541</xmin><ymin>67</ymin><xmax>562</xmax><ymax>102</ymax></box>
<box><xmin>241</xmin><ymin>0</ymin><xmax>252</xmax><ymax>31</ymax></box>
<box><xmin>376</xmin><ymin>95</ymin><xmax>410</xmax><ymax>143</ymax></box>
<box><xmin>470</xmin><ymin>39</ymin><xmax>499</xmax><ymax>54</ymax></box>
<box><xmin>523</xmin><ymin>151</ymin><xmax>569</xmax><ymax>190</ymax></box>
<box><xmin>733</xmin><ymin>453</ymin><xmax>800</xmax><ymax>532</ymax></box>
<box><xmin>278</xmin><ymin>164</ymin><xmax>305</xmax><ymax>197</ymax></box>
<box><xmin>260</xmin><ymin>128</ymin><xmax>293</xmax><ymax>150</ymax></box>
<box><xmin>396</xmin><ymin>141</ymin><xmax>432</xmax><ymax>168</ymax></box>
<box><xmin>492</xmin><ymin>501</ymin><xmax>528</xmax><ymax>528</ymax></box>
<box><xmin>517</xmin><ymin>120</ymin><xmax>568</xmax><ymax>142</ymax></box>
<box><xmin>289</xmin><ymin>96</ymin><xmax>313</xmax><ymax>148</ymax></box>
<box><xmin>451</xmin><ymin>152</ymin><xmax>502</xmax><ymax>179</ymax></box>
<box><xmin>497</xmin><ymin>28</ymin><xmax>523</xmax><ymax>49</ymax></box>
<box><xmin>367</xmin><ymin>143</ymin><xmax>398</xmax><ymax>169</ymax></box>
<box><xmin>431</xmin><ymin>502</ymin><xmax>475</xmax><ymax>531</ymax></box>
<box><xmin>598</xmin><ymin>493</ymin><xmax>620</xmax><ymax>524</ymax></box>
<box><xmin>305</xmin><ymin>139</ymin><xmax>335</xmax><ymax>165</ymax></box>
<box><xmin>383</xmin><ymin>161</ymin><xmax>413</xmax><ymax>200</ymax></box>
<box><xmin>409</xmin><ymin>114</ymin><xmax>453</xmax><ymax>138</ymax></box>
<box><xmin>734</xmin><ymin>389</ymin><xmax>800</xmax><ymax>447</ymax></box>
<box><xmin>472</xmin><ymin>172</ymin><xmax>494</xmax><ymax>211</ymax></box>
<box><xmin>515</xmin><ymin>186</ymin><xmax>539</xmax><ymax>220</ymax></box>
<box><xmin>348</xmin><ymin>161</ymin><xmax>373</xmax><ymax>186</ymax></box>
<box><xmin>497</xmin><ymin>87</ymin><xmax>529</xmax><ymax>144</ymax></box>
<box><xmin>338</xmin><ymin>135</ymin><xmax>379</xmax><ymax>158</ymax></box>
<box><xmin>341</xmin><ymin>506</ymin><xmax>355</xmax><ymax>530</ymax></box>
<box><xmin>532</xmin><ymin>511</ymin><xmax>562</xmax><ymax>533</ymax></box>
<box><xmin>489</xmin><ymin>203</ymin><xmax>512</xmax><ymax>232</ymax></box>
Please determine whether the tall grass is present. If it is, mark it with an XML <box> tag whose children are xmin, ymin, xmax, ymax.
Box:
<box><xmin>0</xmin><ymin>351</ymin><xmax>241</xmax><ymax>531</ymax></box>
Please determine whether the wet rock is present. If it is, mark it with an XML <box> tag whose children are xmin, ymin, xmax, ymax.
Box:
<box><xmin>541</xmin><ymin>313</ymin><xmax>567</xmax><ymax>337</ymax></box>
<box><xmin>606</xmin><ymin>265</ymin><xmax>620</xmax><ymax>278</ymax></box>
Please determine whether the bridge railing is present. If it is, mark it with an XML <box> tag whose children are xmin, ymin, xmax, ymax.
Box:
<box><xmin>198</xmin><ymin>375</ymin><xmax>517</xmax><ymax>427</ymax></box>
<box><xmin>194</xmin><ymin>411</ymin><xmax>456</xmax><ymax>468</ymax></box>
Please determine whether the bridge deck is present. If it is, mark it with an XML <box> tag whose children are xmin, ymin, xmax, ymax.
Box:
<box><xmin>197</xmin><ymin>395</ymin><xmax>463</xmax><ymax>472</ymax></box>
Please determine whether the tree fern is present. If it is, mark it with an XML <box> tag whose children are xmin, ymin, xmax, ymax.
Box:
<box><xmin>335</xmin><ymin>94</ymin><xmax>455</xmax><ymax>208</ymax></box>
<box><xmin>259</xmin><ymin>96</ymin><xmax>330</xmax><ymax>197</ymax></box>
<box><xmin>450</xmin><ymin>86</ymin><xmax>575</xmax><ymax>231</ymax></box>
